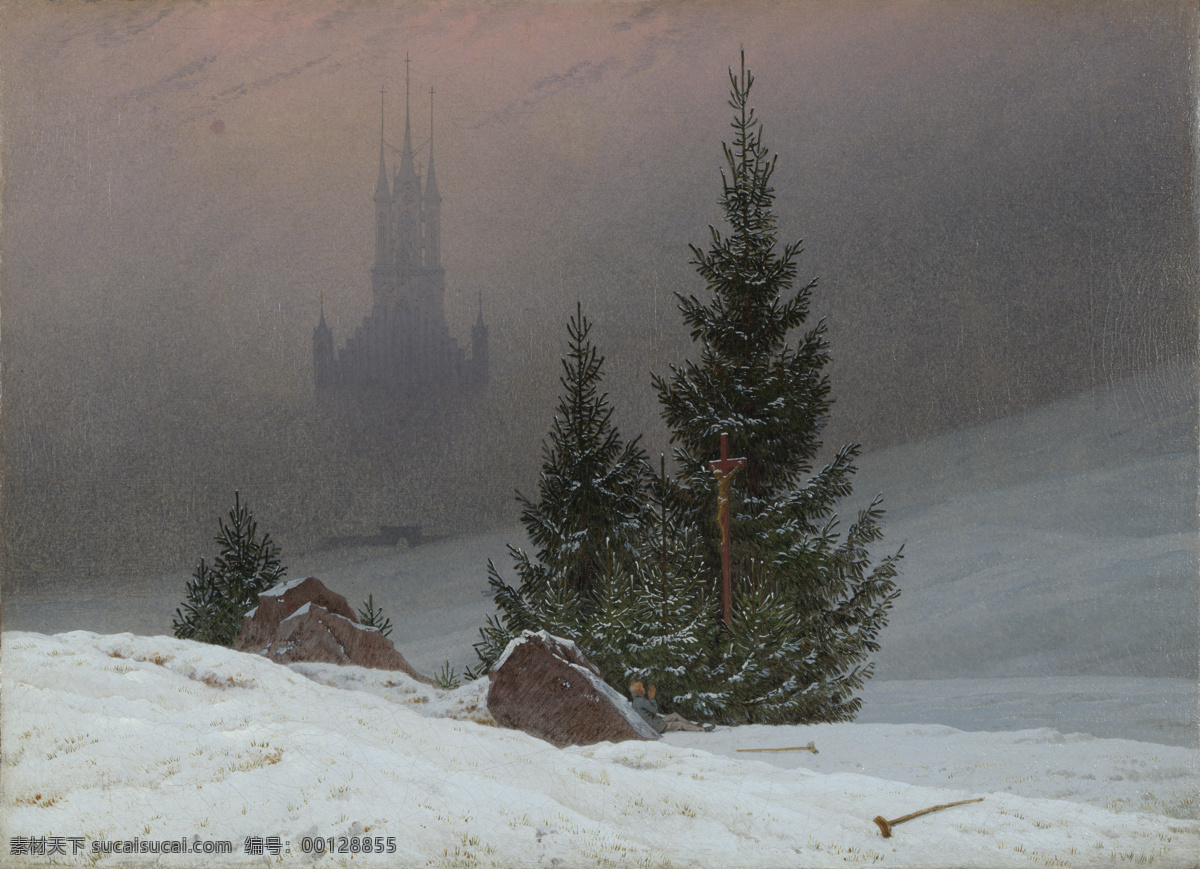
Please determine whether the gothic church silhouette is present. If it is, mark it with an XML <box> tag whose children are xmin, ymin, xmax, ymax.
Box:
<box><xmin>314</xmin><ymin>69</ymin><xmax>488</xmax><ymax>397</ymax></box>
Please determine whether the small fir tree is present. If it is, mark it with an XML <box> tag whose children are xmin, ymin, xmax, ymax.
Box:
<box><xmin>173</xmin><ymin>492</ymin><xmax>286</xmax><ymax>647</ymax></box>
<box><xmin>471</xmin><ymin>304</ymin><xmax>650</xmax><ymax>673</ymax></box>
<box><xmin>172</xmin><ymin>557</ymin><xmax>236</xmax><ymax>647</ymax></box>
<box><xmin>653</xmin><ymin>53</ymin><xmax>902</xmax><ymax>724</ymax></box>
<box><xmin>435</xmin><ymin>661</ymin><xmax>463</xmax><ymax>690</ymax></box>
<box><xmin>358</xmin><ymin>594</ymin><xmax>394</xmax><ymax>637</ymax></box>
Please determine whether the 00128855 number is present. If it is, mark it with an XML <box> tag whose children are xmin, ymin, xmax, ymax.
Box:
<box><xmin>299</xmin><ymin>836</ymin><xmax>396</xmax><ymax>854</ymax></box>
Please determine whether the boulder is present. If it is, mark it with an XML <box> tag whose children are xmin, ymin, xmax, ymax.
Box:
<box><xmin>486</xmin><ymin>630</ymin><xmax>659</xmax><ymax>748</ymax></box>
<box><xmin>234</xmin><ymin>576</ymin><xmax>356</xmax><ymax>651</ymax></box>
<box><xmin>234</xmin><ymin>576</ymin><xmax>433</xmax><ymax>685</ymax></box>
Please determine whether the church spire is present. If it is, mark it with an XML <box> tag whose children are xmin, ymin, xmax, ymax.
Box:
<box><xmin>396</xmin><ymin>53</ymin><xmax>421</xmax><ymax>269</ymax></box>
<box><xmin>471</xmin><ymin>288</ymin><xmax>489</xmax><ymax>386</ymax></box>
<box><xmin>313</xmin><ymin>292</ymin><xmax>336</xmax><ymax>391</ymax></box>
<box><xmin>423</xmin><ymin>83</ymin><xmax>443</xmax><ymax>268</ymax></box>
<box><xmin>425</xmin><ymin>85</ymin><xmax>440</xmax><ymax>200</ymax></box>
<box><xmin>374</xmin><ymin>86</ymin><xmax>390</xmax><ymax>203</ymax></box>
<box><xmin>373</xmin><ymin>86</ymin><xmax>393</xmax><ymax>272</ymax></box>
<box><xmin>399</xmin><ymin>53</ymin><xmax>418</xmax><ymax>186</ymax></box>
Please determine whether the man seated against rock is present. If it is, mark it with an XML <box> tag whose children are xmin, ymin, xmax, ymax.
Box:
<box><xmin>629</xmin><ymin>681</ymin><xmax>712</xmax><ymax>732</ymax></box>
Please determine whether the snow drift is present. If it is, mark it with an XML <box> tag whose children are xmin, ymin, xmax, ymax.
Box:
<box><xmin>3</xmin><ymin>630</ymin><xmax>1196</xmax><ymax>868</ymax></box>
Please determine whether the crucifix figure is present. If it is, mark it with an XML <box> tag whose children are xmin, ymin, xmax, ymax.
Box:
<box><xmin>709</xmin><ymin>432</ymin><xmax>746</xmax><ymax>629</ymax></box>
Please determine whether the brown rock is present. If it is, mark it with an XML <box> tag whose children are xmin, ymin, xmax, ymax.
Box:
<box><xmin>234</xmin><ymin>576</ymin><xmax>356</xmax><ymax>652</ymax></box>
<box><xmin>234</xmin><ymin>576</ymin><xmax>433</xmax><ymax>685</ymax></box>
<box><xmin>486</xmin><ymin>630</ymin><xmax>659</xmax><ymax>748</ymax></box>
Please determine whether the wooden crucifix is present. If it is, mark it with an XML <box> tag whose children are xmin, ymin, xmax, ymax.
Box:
<box><xmin>709</xmin><ymin>432</ymin><xmax>746</xmax><ymax>629</ymax></box>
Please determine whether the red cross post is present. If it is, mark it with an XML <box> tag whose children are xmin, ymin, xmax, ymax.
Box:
<box><xmin>709</xmin><ymin>432</ymin><xmax>746</xmax><ymax>629</ymax></box>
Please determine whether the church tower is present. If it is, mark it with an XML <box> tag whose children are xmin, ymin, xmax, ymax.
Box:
<box><xmin>313</xmin><ymin>60</ymin><xmax>489</xmax><ymax>401</ymax></box>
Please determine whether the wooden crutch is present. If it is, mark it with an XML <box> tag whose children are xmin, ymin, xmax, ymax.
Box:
<box><xmin>873</xmin><ymin>797</ymin><xmax>984</xmax><ymax>838</ymax></box>
<box><xmin>735</xmin><ymin>741</ymin><xmax>818</xmax><ymax>754</ymax></box>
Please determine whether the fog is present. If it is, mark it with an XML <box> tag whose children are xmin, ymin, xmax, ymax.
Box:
<box><xmin>1</xmin><ymin>0</ymin><xmax>1194</xmax><ymax>596</ymax></box>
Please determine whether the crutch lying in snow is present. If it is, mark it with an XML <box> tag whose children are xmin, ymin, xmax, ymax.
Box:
<box><xmin>735</xmin><ymin>741</ymin><xmax>818</xmax><ymax>754</ymax></box>
<box><xmin>873</xmin><ymin>797</ymin><xmax>985</xmax><ymax>838</ymax></box>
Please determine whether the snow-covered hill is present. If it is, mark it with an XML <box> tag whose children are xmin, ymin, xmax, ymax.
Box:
<box><xmin>852</xmin><ymin>363</ymin><xmax>1197</xmax><ymax>683</ymax></box>
<box><xmin>3</xmin><ymin>630</ymin><xmax>1196</xmax><ymax>868</ymax></box>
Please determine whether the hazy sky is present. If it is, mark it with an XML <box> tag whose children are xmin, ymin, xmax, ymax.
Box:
<box><xmin>1</xmin><ymin>0</ymin><xmax>1195</xmax><ymax>586</ymax></box>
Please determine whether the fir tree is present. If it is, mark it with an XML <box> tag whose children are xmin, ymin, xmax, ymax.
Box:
<box><xmin>173</xmin><ymin>492</ymin><xmax>286</xmax><ymax>647</ymax></box>
<box><xmin>172</xmin><ymin>557</ymin><xmax>236</xmax><ymax>647</ymax></box>
<box><xmin>653</xmin><ymin>53</ymin><xmax>902</xmax><ymax>724</ymax></box>
<box><xmin>435</xmin><ymin>661</ymin><xmax>463</xmax><ymax>690</ymax></box>
<box><xmin>358</xmin><ymin>594</ymin><xmax>393</xmax><ymax>637</ymax></box>
<box><xmin>471</xmin><ymin>304</ymin><xmax>650</xmax><ymax>673</ymax></box>
<box><xmin>523</xmin><ymin>303</ymin><xmax>650</xmax><ymax>600</ymax></box>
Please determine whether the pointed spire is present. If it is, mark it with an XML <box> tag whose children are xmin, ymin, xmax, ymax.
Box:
<box><xmin>399</xmin><ymin>53</ymin><xmax>418</xmax><ymax>186</ymax></box>
<box><xmin>425</xmin><ymin>85</ymin><xmax>440</xmax><ymax>200</ymax></box>
<box><xmin>374</xmin><ymin>86</ymin><xmax>390</xmax><ymax>203</ymax></box>
<box><xmin>315</xmin><ymin>292</ymin><xmax>333</xmax><ymax>347</ymax></box>
<box><xmin>471</xmin><ymin>288</ymin><xmax>489</xmax><ymax>386</ymax></box>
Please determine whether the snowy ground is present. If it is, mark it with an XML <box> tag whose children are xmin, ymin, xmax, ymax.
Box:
<box><xmin>2</xmin><ymin>630</ymin><xmax>1196</xmax><ymax>868</ymax></box>
<box><xmin>2</xmin><ymin>367</ymin><xmax>1196</xmax><ymax>866</ymax></box>
<box><xmin>854</xmin><ymin>677</ymin><xmax>1197</xmax><ymax>749</ymax></box>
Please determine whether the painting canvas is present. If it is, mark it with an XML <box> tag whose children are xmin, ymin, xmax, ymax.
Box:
<box><xmin>1</xmin><ymin>1</ymin><xmax>1195</xmax><ymax>866</ymax></box>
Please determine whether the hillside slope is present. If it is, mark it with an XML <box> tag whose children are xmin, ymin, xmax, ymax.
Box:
<box><xmin>851</xmin><ymin>363</ymin><xmax>1196</xmax><ymax>681</ymax></box>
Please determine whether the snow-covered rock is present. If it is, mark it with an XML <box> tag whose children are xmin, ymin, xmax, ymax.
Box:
<box><xmin>233</xmin><ymin>576</ymin><xmax>432</xmax><ymax>683</ymax></box>
<box><xmin>487</xmin><ymin>629</ymin><xmax>659</xmax><ymax>747</ymax></box>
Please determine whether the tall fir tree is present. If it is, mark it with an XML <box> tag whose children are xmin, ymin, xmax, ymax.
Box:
<box><xmin>173</xmin><ymin>491</ymin><xmax>286</xmax><ymax>647</ymax></box>
<box><xmin>653</xmin><ymin>53</ymin><xmax>902</xmax><ymax>724</ymax></box>
<box><xmin>471</xmin><ymin>304</ymin><xmax>650</xmax><ymax>673</ymax></box>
